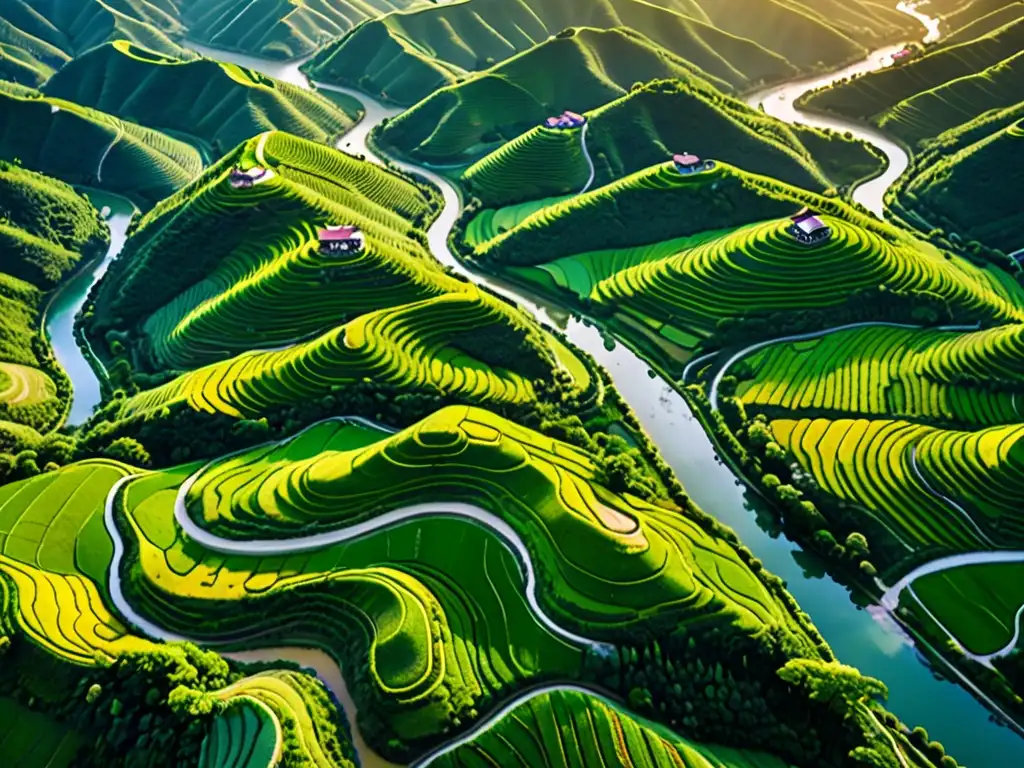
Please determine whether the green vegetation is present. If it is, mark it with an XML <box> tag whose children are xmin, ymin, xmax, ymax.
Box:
<box><xmin>44</xmin><ymin>41</ymin><xmax>357</xmax><ymax>157</ymax></box>
<box><xmin>913</xmin><ymin>562</ymin><xmax>1024</xmax><ymax>655</ymax></box>
<box><xmin>0</xmin><ymin>0</ymin><xmax>186</xmax><ymax>86</ymax></box>
<box><xmin>303</xmin><ymin>0</ymin><xmax>800</xmax><ymax>105</ymax></box>
<box><xmin>460</xmin><ymin>79</ymin><xmax>881</xmax><ymax>207</ymax></box>
<box><xmin>0</xmin><ymin>82</ymin><xmax>203</xmax><ymax>204</ymax></box>
<box><xmin>0</xmin><ymin>161</ymin><xmax>107</xmax><ymax>433</ymax></box>
<box><xmin>179</xmin><ymin>0</ymin><xmax>428</xmax><ymax>60</ymax></box>
<box><xmin>896</xmin><ymin>111</ymin><xmax>1024</xmax><ymax>253</ymax></box>
<box><xmin>800</xmin><ymin>16</ymin><xmax>1024</xmax><ymax>123</ymax></box>
<box><xmin>200</xmin><ymin>697</ymin><xmax>279</xmax><ymax>768</ymax></box>
<box><xmin>432</xmin><ymin>688</ymin><xmax>793</xmax><ymax>767</ymax></box>
<box><xmin>0</xmin><ymin>697</ymin><xmax>83</xmax><ymax>767</ymax></box>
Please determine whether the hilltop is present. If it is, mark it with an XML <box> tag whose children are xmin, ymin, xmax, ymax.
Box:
<box><xmin>459</xmin><ymin>79</ymin><xmax>882</xmax><ymax>207</ymax></box>
<box><xmin>0</xmin><ymin>161</ymin><xmax>108</xmax><ymax>433</ymax></box>
<box><xmin>0</xmin><ymin>0</ymin><xmax>186</xmax><ymax>86</ymax></box>
<box><xmin>44</xmin><ymin>41</ymin><xmax>357</xmax><ymax>156</ymax></box>
<box><xmin>0</xmin><ymin>82</ymin><xmax>203</xmax><ymax>204</ymax></box>
<box><xmin>304</xmin><ymin>0</ymin><xmax>920</xmax><ymax>105</ymax></box>
<box><xmin>375</xmin><ymin>27</ymin><xmax>734</xmax><ymax>164</ymax></box>
<box><xmin>177</xmin><ymin>0</ymin><xmax>428</xmax><ymax>59</ymax></box>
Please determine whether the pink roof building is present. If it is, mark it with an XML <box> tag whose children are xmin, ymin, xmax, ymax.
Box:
<box><xmin>892</xmin><ymin>46</ymin><xmax>916</xmax><ymax>63</ymax></box>
<box><xmin>788</xmin><ymin>208</ymin><xmax>832</xmax><ymax>245</ymax></box>
<box><xmin>229</xmin><ymin>166</ymin><xmax>269</xmax><ymax>189</ymax></box>
<box><xmin>673</xmin><ymin>152</ymin><xmax>715</xmax><ymax>174</ymax></box>
<box><xmin>318</xmin><ymin>225</ymin><xmax>364</xmax><ymax>255</ymax></box>
<box><xmin>544</xmin><ymin>110</ymin><xmax>587</xmax><ymax>129</ymax></box>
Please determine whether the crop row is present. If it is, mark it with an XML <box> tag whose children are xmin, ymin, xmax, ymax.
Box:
<box><xmin>741</xmin><ymin>324</ymin><xmax>1024</xmax><ymax>426</ymax></box>
<box><xmin>127</xmin><ymin>293</ymin><xmax>538</xmax><ymax>418</ymax></box>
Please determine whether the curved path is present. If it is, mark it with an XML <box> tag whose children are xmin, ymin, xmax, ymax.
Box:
<box><xmin>908</xmin><ymin>444</ymin><xmax>998</xmax><ymax>549</ymax></box>
<box><xmin>96</xmin><ymin>120</ymin><xmax>124</xmax><ymax>184</ymax></box>
<box><xmin>578</xmin><ymin>122</ymin><xmax>596</xmax><ymax>194</ymax></box>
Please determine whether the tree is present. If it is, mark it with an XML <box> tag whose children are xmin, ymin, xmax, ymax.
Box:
<box><xmin>777</xmin><ymin>660</ymin><xmax>887</xmax><ymax>720</ymax></box>
<box><xmin>845</xmin><ymin>532</ymin><xmax>870</xmax><ymax>558</ymax></box>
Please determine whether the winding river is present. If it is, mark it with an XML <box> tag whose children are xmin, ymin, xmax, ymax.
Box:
<box><xmin>54</xmin><ymin>12</ymin><xmax>1023</xmax><ymax>767</ymax></box>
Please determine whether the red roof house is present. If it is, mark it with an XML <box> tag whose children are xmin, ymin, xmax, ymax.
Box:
<box><xmin>318</xmin><ymin>225</ymin><xmax>364</xmax><ymax>255</ymax></box>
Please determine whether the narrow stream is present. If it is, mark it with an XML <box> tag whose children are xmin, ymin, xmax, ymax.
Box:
<box><xmin>161</xmin><ymin>24</ymin><xmax>1024</xmax><ymax>766</ymax></box>
<box><xmin>44</xmin><ymin>190</ymin><xmax>134</xmax><ymax>425</ymax></box>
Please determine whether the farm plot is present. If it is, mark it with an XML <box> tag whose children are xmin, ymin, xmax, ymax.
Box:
<box><xmin>0</xmin><ymin>697</ymin><xmax>83</xmax><ymax>767</ymax></box>
<box><xmin>0</xmin><ymin>363</ymin><xmax>55</xmax><ymax>407</ymax></box>
<box><xmin>739</xmin><ymin>324</ymin><xmax>1024</xmax><ymax>426</ymax></box>
<box><xmin>182</xmin><ymin>406</ymin><xmax>797</xmax><ymax>638</ymax></box>
<box><xmin>431</xmin><ymin>688</ymin><xmax>793</xmax><ymax>768</ymax></box>
<box><xmin>126</xmin><ymin>293</ymin><xmax>538</xmax><ymax>419</ymax></box>
<box><xmin>119</xmin><ymin>467</ymin><xmax>583</xmax><ymax>744</ymax></box>
<box><xmin>912</xmin><ymin>562</ymin><xmax>1024</xmax><ymax>656</ymax></box>
<box><xmin>0</xmin><ymin>460</ymin><xmax>155</xmax><ymax>663</ymax></box>
<box><xmin>200</xmin><ymin>698</ymin><xmax>279</xmax><ymax>768</ymax></box>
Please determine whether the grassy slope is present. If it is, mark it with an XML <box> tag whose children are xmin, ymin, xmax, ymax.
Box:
<box><xmin>0</xmin><ymin>0</ymin><xmax>186</xmax><ymax>86</ymax></box>
<box><xmin>801</xmin><ymin>15</ymin><xmax>1024</xmax><ymax>120</ymax></box>
<box><xmin>0</xmin><ymin>82</ymin><xmax>203</xmax><ymax>204</ymax></box>
<box><xmin>461</xmin><ymin>79</ymin><xmax>881</xmax><ymax>207</ymax></box>
<box><xmin>376</xmin><ymin>26</ymin><xmax>734</xmax><ymax>164</ymax></box>
<box><xmin>900</xmin><ymin>113</ymin><xmax>1024</xmax><ymax>251</ymax></box>
<box><xmin>178</xmin><ymin>0</ymin><xmax>428</xmax><ymax>60</ymax></box>
<box><xmin>303</xmin><ymin>0</ymin><xmax>803</xmax><ymax>105</ymax></box>
<box><xmin>43</xmin><ymin>41</ymin><xmax>356</xmax><ymax>154</ymax></box>
<box><xmin>0</xmin><ymin>697</ymin><xmax>83</xmax><ymax>767</ymax></box>
<box><xmin>432</xmin><ymin>688</ymin><xmax>792</xmax><ymax>768</ymax></box>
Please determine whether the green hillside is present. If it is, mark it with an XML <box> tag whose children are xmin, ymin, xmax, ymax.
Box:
<box><xmin>460</xmin><ymin>79</ymin><xmax>881</xmax><ymax>206</ymax></box>
<box><xmin>800</xmin><ymin>15</ymin><xmax>1024</xmax><ymax>121</ymax></box>
<box><xmin>302</xmin><ymin>0</ymin><xmax>803</xmax><ymax>105</ymax></box>
<box><xmin>878</xmin><ymin>49</ymin><xmax>1024</xmax><ymax>146</ymax></box>
<box><xmin>86</xmin><ymin>131</ymin><xmax>446</xmax><ymax>371</ymax></box>
<box><xmin>0</xmin><ymin>0</ymin><xmax>186</xmax><ymax>86</ymax></box>
<box><xmin>43</xmin><ymin>41</ymin><xmax>357</xmax><ymax>156</ymax></box>
<box><xmin>178</xmin><ymin>0</ymin><xmax>428</xmax><ymax>60</ymax></box>
<box><xmin>0</xmin><ymin>161</ymin><xmax>107</xmax><ymax>432</ymax></box>
<box><xmin>0</xmin><ymin>82</ymin><xmax>203</xmax><ymax>204</ymax></box>
<box><xmin>898</xmin><ymin>114</ymin><xmax>1024</xmax><ymax>253</ymax></box>
<box><xmin>376</xmin><ymin>26</ymin><xmax>734</xmax><ymax>164</ymax></box>
<box><xmin>432</xmin><ymin>688</ymin><xmax>792</xmax><ymax>768</ymax></box>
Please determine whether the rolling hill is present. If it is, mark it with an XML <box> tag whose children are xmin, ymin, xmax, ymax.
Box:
<box><xmin>458</xmin><ymin>78</ymin><xmax>882</xmax><ymax>207</ymax></box>
<box><xmin>0</xmin><ymin>0</ymin><xmax>186</xmax><ymax>86</ymax></box>
<box><xmin>800</xmin><ymin>15</ymin><xmax>1024</xmax><ymax>123</ymax></box>
<box><xmin>43</xmin><ymin>40</ymin><xmax>357</xmax><ymax>156</ymax></box>
<box><xmin>897</xmin><ymin>111</ymin><xmax>1024</xmax><ymax>253</ymax></box>
<box><xmin>0</xmin><ymin>81</ymin><xmax>203</xmax><ymax>204</ymax></box>
<box><xmin>375</xmin><ymin>26</ymin><xmax>734</xmax><ymax>164</ymax></box>
<box><xmin>177</xmin><ymin>0</ymin><xmax>429</xmax><ymax>60</ymax></box>
<box><xmin>302</xmin><ymin>0</ymin><xmax>801</xmax><ymax>105</ymax></box>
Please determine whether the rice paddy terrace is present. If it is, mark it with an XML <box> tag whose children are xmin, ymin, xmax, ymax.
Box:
<box><xmin>43</xmin><ymin>40</ymin><xmax>357</xmax><ymax>155</ymax></box>
<box><xmin>0</xmin><ymin>0</ymin><xmax>1021</xmax><ymax>765</ymax></box>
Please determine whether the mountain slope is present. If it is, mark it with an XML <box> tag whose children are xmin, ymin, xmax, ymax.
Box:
<box><xmin>43</xmin><ymin>40</ymin><xmax>356</xmax><ymax>156</ymax></box>
<box><xmin>0</xmin><ymin>82</ymin><xmax>203</xmax><ymax>204</ymax></box>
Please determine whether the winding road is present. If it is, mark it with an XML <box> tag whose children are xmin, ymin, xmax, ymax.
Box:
<box><xmin>578</xmin><ymin>122</ymin><xmax>596</xmax><ymax>194</ymax></box>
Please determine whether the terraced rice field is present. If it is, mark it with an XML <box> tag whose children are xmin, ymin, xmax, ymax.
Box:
<box><xmin>0</xmin><ymin>363</ymin><xmax>55</xmax><ymax>407</ymax></box>
<box><xmin>739</xmin><ymin>324</ymin><xmax>1024</xmax><ymax>426</ymax></box>
<box><xmin>0</xmin><ymin>697</ymin><xmax>83</xmax><ymax>767</ymax></box>
<box><xmin>431</xmin><ymin>688</ymin><xmax>792</xmax><ymax>768</ymax></box>
<box><xmin>590</xmin><ymin>216</ymin><xmax>1024</xmax><ymax>338</ymax></box>
<box><xmin>208</xmin><ymin>670</ymin><xmax>356</xmax><ymax>768</ymax></box>
<box><xmin>464</xmin><ymin>195</ymin><xmax>574</xmax><ymax>248</ymax></box>
<box><xmin>0</xmin><ymin>461</ymin><xmax>155</xmax><ymax>663</ymax></box>
<box><xmin>462</xmin><ymin>126</ymin><xmax>590</xmax><ymax>206</ymax></box>
<box><xmin>182</xmin><ymin>407</ymin><xmax>797</xmax><ymax>637</ymax></box>
<box><xmin>912</xmin><ymin>561</ymin><xmax>1024</xmax><ymax>656</ymax></box>
<box><xmin>200</xmin><ymin>697</ymin><xmax>279</xmax><ymax>768</ymax></box>
<box><xmin>127</xmin><ymin>294</ymin><xmax>538</xmax><ymax>418</ymax></box>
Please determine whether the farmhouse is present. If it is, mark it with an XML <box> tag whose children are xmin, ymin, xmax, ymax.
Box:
<box><xmin>891</xmin><ymin>46</ymin><xmax>916</xmax><ymax>64</ymax></box>
<box><xmin>229</xmin><ymin>166</ymin><xmax>270</xmax><ymax>189</ymax></box>
<box><xmin>787</xmin><ymin>208</ymin><xmax>832</xmax><ymax>245</ymax></box>
<box><xmin>545</xmin><ymin>110</ymin><xmax>586</xmax><ymax>129</ymax></box>
<box><xmin>673</xmin><ymin>153</ymin><xmax>715</xmax><ymax>174</ymax></box>
<box><xmin>318</xmin><ymin>225</ymin><xmax>364</xmax><ymax>255</ymax></box>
